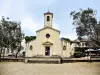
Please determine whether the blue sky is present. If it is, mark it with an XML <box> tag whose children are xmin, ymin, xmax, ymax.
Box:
<box><xmin>0</xmin><ymin>0</ymin><xmax>100</xmax><ymax>40</ymax></box>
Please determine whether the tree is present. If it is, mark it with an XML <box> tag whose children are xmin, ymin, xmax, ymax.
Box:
<box><xmin>70</xmin><ymin>8</ymin><xmax>100</xmax><ymax>47</ymax></box>
<box><xmin>61</xmin><ymin>37</ymin><xmax>71</xmax><ymax>42</ymax></box>
<box><xmin>0</xmin><ymin>16</ymin><xmax>24</xmax><ymax>59</ymax></box>
<box><xmin>25</xmin><ymin>36</ymin><xmax>36</xmax><ymax>43</ymax></box>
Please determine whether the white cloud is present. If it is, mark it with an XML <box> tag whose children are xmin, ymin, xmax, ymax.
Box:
<box><xmin>0</xmin><ymin>0</ymin><xmax>60</xmax><ymax>36</ymax></box>
<box><xmin>0</xmin><ymin>0</ymin><xmax>40</xmax><ymax>36</ymax></box>
<box><xmin>21</xmin><ymin>16</ymin><xmax>36</xmax><ymax>35</ymax></box>
<box><xmin>0</xmin><ymin>0</ymin><xmax>76</xmax><ymax>40</ymax></box>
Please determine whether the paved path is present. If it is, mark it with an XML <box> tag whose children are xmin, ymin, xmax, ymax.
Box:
<box><xmin>0</xmin><ymin>62</ymin><xmax>100</xmax><ymax>75</ymax></box>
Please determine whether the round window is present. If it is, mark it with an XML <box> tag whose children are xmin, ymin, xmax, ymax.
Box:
<box><xmin>46</xmin><ymin>34</ymin><xmax>50</xmax><ymax>38</ymax></box>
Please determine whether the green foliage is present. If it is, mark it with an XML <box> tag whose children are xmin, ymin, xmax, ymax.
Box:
<box><xmin>75</xmin><ymin>47</ymin><xmax>86</xmax><ymax>52</ymax></box>
<box><xmin>70</xmin><ymin>8</ymin><xmax>97</xmax><ymax>36</ymax></box>
<box><xmin>74</xmin><ymin>47</ymin><xmax>87</xmax><ymax>58</ymax></box>
<box><xmin>25</xmin><ymin>36</ymin><xmax>36</xmax><ymax>43</ymax></box>
<box><xmin>73</xmin><ymin>52</ymin><xmax>85</xmax><ymax>58</ymax></box>
<box><xmin>0</xmin><ymin>16</ymin><xmax>24</xmax><ymax>58</ymax></box>
<box><xmin>61</xmin><ymin>37</ymin><xmax>71</xmax><ymax>42</ymax></box>
<box><xmin>70</xmin><ymin>8</ymin><xmax>100</xmax><ymax>46</ymax></box>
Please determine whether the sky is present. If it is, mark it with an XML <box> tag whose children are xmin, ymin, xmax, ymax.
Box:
<box><xmin>0</xmin><ymin>0</ymin><xmax>100</xmax><ymax>40</ymax></box>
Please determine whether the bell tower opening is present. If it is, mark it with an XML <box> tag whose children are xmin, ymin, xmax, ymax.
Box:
<box><xmin>44</xmin><ymin>11</ymin><xmax>53</xmax><ymax>28</ymax></box>
<box><xmin>47</xmin><ymin>16</ymin><xmax>50</xmax><ymax>21</ymax></box>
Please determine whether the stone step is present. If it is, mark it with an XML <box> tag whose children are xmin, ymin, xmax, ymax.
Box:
<box><xmin>25</xmin><ymin>57</ymin><xmax>62</xmax><ymax>64</ymax></box>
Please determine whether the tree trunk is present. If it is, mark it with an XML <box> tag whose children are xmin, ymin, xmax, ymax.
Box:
<box><xmin>1</xmin><ymin>38</ymin><xmax>3</xmax><ymax>59</ymax></box>
<box><xmin>0</xmin><ymin>49</ymin><xmax>1</xmax><ymax>62</ymax></box>
<box><xmin>3</xmin><ymin>48</ymin><xmax>5</xmax><ymax>59</ymax></box>
<box><xmin>15</xmin><ymin>50</ymin><xmax>20</xmax><ymax>58</ymax></box>
<box><xmin>15</xmin><ymin>43</ymin><xmax>21</xmax><ymax>58</ymax></box>
<box><xmin>15</xmin><ymin>52</ymin><xmax>18</xmax><ymax>58</ymax></box>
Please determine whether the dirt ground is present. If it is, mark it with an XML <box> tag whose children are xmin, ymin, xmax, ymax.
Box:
<box><xmin>0</xmin><ymin>62</ymin><xmax>100</xmax><ymax>75</ymax></box>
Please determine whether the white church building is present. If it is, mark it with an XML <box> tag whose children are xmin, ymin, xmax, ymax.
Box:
<box><xmin>25</xmin><ymin>11</ymin><xmax>75</xmax><ymax>58</ymax></box>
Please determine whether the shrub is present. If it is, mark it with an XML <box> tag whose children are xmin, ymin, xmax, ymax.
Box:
<box><xmin>73</xmin><ymin>52</ymin><xmax>85</xmax><ymax>58</ymax></box>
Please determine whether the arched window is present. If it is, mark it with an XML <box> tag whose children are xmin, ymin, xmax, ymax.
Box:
<box><xmin>30</xmin><ymin>45</ymin><xmax>33</xmax><ymax>50</ymax></box>
<box><xmin>63</xmin><ymin>46</ymin><xmax>66</xmax><ymax>50</ymax></box>
<box><xmin>47</xmin><ymin>16</ymin><xmax>50</xmax><ymax>21</ymax></box>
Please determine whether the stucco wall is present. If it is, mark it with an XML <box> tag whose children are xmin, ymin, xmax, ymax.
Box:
<box><xmin>36</xmin><ymin>28</ymin><xmax>60</xmax><ymax>56</ymax></box>
<box><xmin>61</xmin><ymin>40</ymin><xmax>72</xmax><ymax>57</ymax></box>
<box><xmin>26</xmin><ymin>40</ymin><xmax>36</xmax><ymax>57</ymax></box>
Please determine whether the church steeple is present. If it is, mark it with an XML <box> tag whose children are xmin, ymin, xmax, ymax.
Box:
<box><xmin>44</xmin><ymin>11</ymin><xmax>53</xmax><ymax>28</ymax></box>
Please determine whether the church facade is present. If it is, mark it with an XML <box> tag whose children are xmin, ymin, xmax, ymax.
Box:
<box><xmin>25</xmin><ymin>11</ymin><xmax>75</xmax><ymax>58</ymax></box>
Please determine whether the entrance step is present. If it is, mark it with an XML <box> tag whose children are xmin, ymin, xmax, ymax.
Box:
<box><xmin>25</xmin><ymin>56</ymin><xmax>62</xmax><ymax>64</ymax></box>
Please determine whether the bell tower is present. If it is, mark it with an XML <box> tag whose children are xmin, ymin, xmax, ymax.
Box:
<box><xmin>44</xmin><ymin>11</ymin><xmax>53</xmax><ymax>28</ymax></box>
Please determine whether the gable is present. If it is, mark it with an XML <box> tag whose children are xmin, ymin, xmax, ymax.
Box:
<box><xmin>36</xmin><ymin>27</ymin><xmax>60</xmax><ymax>34</ymax></box>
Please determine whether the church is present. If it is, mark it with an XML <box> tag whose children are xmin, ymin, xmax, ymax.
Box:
<box><xmin>25</xmin><ymin>11</ymin><xmax>75</xmax><ymax>58</ymax></box>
